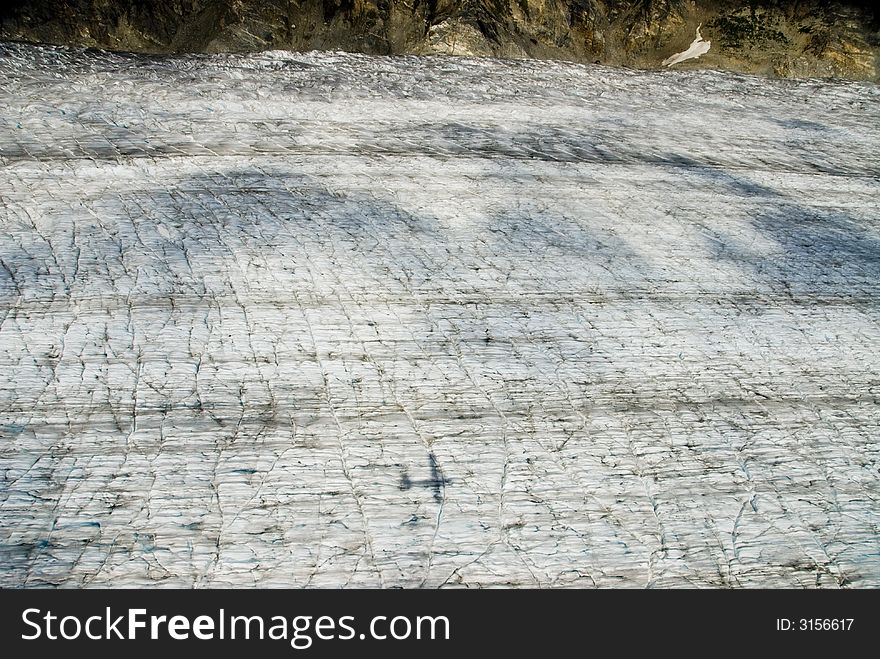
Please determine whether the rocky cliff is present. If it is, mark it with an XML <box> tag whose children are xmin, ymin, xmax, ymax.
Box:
<box><xmin>1</xmin><ymin>1</ymin><xmax>878</xmax><ymax>79</ymax></box>
<box><xmin>0</xmin><ymin>0</ymin><xmax>880</xmax><ymax>80</ymax></box>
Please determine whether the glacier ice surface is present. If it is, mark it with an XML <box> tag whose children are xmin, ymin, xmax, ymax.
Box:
<box><xmin>1</xmin><ymin>43</ymin><xmax>879</xmax><ymax>587</ymax></box>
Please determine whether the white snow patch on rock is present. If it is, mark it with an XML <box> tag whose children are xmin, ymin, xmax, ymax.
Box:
<box><xmin>663</xmin><ymin>25</ymin><xmax>712</xmax><ymax>67</ymax></box>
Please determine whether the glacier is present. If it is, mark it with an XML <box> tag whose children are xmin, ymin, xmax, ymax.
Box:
<box><xmin>0</xmin><ymin>43</ymin><xmax>879</xmax><ymax>588</ymax></box>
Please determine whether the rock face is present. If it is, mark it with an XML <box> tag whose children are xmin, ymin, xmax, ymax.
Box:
<box><xmin>0</xmin><ymin>1</ymin><xmax>878</xmax><ymax>80</ymax></box>
<box><xmin>1</xmin><ymin>43</ymin><xmax>879</xmax><ymax>587</ymax></box>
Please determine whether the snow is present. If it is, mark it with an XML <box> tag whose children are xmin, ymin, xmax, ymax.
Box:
<box><xmin>1</xmin><ymin>43</ymin><xmax>879</xmax><ymax>587</ymax></box>
<box><xmin>663</xmin><ymin>24</ymin><xmax>711</xmax><ymax>67</ymax></box>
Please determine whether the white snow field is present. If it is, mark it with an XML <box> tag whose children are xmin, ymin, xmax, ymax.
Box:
<box><xmin>1</xmin><ymin>43</ymin><xmax>879</xmax><ymax>588</ymax></box>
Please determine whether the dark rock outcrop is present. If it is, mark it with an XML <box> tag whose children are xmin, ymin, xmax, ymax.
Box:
<box><xmin>1</xmin><ymin>1</ymin><xmax>877</xmax><ymax>79</ymax></box>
